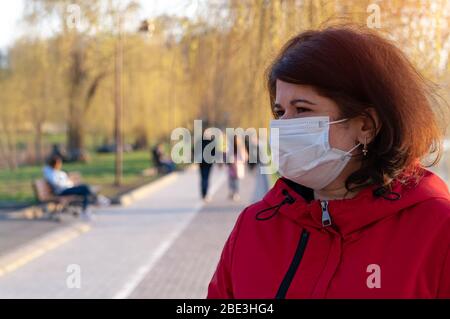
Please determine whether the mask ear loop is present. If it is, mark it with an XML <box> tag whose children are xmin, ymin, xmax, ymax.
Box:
<box><xmin>329</xmin><ymin>118</ymin><xmax>349</xmax><ymax>125</ymax></box>
<box><xmin>328</xmin><ymin>118</ymin><xmax>364</xmax><ymax>160</ymax></box>
<box><xmin>340</xmin><ymin>142</ymin><xmax>362</xmax><ymax>160</ymax></box>
<box><xmin>319</xmin><ymin>117</ymin><xmax>349</xmax><ymax>128</ymax></box>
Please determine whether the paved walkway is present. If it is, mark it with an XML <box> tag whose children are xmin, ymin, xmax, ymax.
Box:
<box><xmin>129</xmin><ymin>168</ymin><xmax>258</xmax><ymax>299</ymax></box>
<box><xmin>0</xmin><ymin>218</ymin><xmax>68</xmax><ymax>256</ymax></box>
<box><xmin>0</xmin><ymin>165</ymin><xmax>265</xmax><ymax>298</ymax></box>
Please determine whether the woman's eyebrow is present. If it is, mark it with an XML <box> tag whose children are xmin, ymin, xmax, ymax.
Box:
<box><xmin>290</xmin><ymin>98</ymin><xmax>316</xmax><ymax>106</ymax></box>
<box><xmin>273</xmin><ymin>98</ymin><xmax>316</xmax><ymax>109</ymax></box>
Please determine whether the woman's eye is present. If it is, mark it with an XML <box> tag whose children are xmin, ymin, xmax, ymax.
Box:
<box><xmin>296</xmin><ymin>107</ymin><xmax>311</xmax><ymax>113</ymax></box>
<box><xmin>273</xmin><ymin>107</ymin><xmax>310</xmax><ymax>118</ymax></box>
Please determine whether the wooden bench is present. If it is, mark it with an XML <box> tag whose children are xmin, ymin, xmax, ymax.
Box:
<box><xmin>32</xmin><ymin>172</ymin><xmax>84</xmax><ymax>220</ymax></box>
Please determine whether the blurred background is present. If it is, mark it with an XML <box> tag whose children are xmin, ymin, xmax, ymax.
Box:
<box><xmin>0</xmin><ymin>0</ymin><xmax>449</xmax><ymax>299</ymax></box>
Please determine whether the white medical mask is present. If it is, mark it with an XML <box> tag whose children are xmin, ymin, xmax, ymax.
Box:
<box><xmin>270</xmin><ymin>116</ymin><xmax>361</xmax><ymax>190</ymax></box>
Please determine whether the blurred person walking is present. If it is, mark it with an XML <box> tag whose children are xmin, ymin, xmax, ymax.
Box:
<box><xmin>196</xmin><ymin>133</ymin><xmax>218</xmax><ymax>202</ymax></box>
<box><xmin>227</xmin><ymin>136</ymin><xmax>248</xmax><ymax>201</ymax></box>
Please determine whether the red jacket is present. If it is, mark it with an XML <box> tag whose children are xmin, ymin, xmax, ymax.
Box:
<box><xmin>208</xmin><ymin>168</ymin><xmax>450</xmax><ymax>298</ymax></box>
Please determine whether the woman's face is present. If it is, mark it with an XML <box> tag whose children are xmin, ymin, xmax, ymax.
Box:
<box><xmin>55</xmin><ymin>160</ymin><xmax>63</xmax><ymax>170</ymax></box>
<box><xmin>273</xmin><ymin>80</ymin><xmax>361</xmax><ymax>154</ymax></box>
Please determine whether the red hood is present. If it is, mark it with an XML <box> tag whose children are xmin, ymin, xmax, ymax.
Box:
<box><xmin>262</xmin><ymin>167</ymin><xmax>450</xmax><ymax>236</ymax></box>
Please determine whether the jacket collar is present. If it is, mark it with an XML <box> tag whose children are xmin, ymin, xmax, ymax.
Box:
<box><xmin>262</xmin><ymin>167</ymin><xmax>450</xmax><ymax>236</ymax></box>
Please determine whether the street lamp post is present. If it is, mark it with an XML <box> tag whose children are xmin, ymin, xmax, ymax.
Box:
<box><xmin>114</xmin><ymin>11</ymin><xmax>123</xmax><ymax>187</ymax></box>
<box><xmin>113</xmin><ymin>14</ymin><xmax>154</xmax><ymax>187</ymax></box>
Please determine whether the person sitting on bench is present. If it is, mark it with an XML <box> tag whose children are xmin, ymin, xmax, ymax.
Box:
<box><xmin>151</xmin><ymin>143</ymin><xmax>176</xmax><ymax>174</ymax></box>
<box><xmin>43</xmin><ymin>155</ymin><xmax>110</xmax><ymax>220</ymax></box>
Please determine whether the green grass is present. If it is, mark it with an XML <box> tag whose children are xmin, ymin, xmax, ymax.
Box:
<box><xmin>0</xmin><ymin>150</ymin><xmax>157</xmax><ymax>205</ymax></box>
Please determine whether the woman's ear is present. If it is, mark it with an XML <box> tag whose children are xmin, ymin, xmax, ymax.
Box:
<box><xmin>357</xmin><ymin>107</ymin><xmax>381</xmax><ymax>144</ymax></box>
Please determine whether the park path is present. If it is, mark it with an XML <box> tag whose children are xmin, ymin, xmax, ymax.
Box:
<box><xmin>0</xmin><ymin>165</ymin><xmax>267</xmax><ymax>298</ymax></box>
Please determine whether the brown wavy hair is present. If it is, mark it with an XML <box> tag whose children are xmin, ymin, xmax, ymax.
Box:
<box><xmin>267</xmin><ymin>25</ymin><xmax>448</xmax><ymax>191</ymax></box>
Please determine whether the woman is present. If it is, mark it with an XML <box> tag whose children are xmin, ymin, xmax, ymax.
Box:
<box><xmin>207</xmin><ymin>26</ymin><xmax>450</xmax><ymax>299</ymax></box>
<box><xmin>227</xmin><ymin>135</ymin><xmax>248</xmax><ymax>201</ymax></box>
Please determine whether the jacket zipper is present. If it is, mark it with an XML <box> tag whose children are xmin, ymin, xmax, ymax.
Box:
<box><xmin>275</xmin><ymin>201</ymin><xmax>331</xmax><ymax>298</ymax></box>
<box><xmin>320</xmin><ymin>200</ymin><xmax>332</xmax><ymax>227</ymax></box>
<box><xmin>275</xmin><ymin>229</ymin><xmax>310</xmax><ymax>299</ymax></box>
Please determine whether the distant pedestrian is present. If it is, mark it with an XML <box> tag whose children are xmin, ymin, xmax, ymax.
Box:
<box><xmin>196</xmin><ymin>134</ymin><xmax>217</xmax><ymax>202</ymax></box>
<box><xmin>245</xmin><ymin>134</ymin><xmax>259</xmax><ymax>171</ymax></box>
<box><xmin>226</xmin><ymin>136</ymin><xmax>247</xmax><ymax>201</ymax></box>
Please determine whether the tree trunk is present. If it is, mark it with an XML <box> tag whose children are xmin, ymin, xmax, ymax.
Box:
<box><xmin>34</xmin><ymin>122</ymin><xmax>43</xmax><ymax>164</ymax></box>
<box><xmin>114</xmin><ymin>24</ymin><xmax>124</xmax><ymax>186</ymax></box>
<box><xmin>66</xmin><ymin>43</ymin><xmax>87</xmax><ymax>162</ymax></box>
<box><xmin>67</xmin><ymin>107</ymin><xmax>86</xmax><ymax>162</ymax></box>
<box><xmin>4</xmin><ymin>131</ymin><xmax>17</xmax><ymax>170</ymax></box>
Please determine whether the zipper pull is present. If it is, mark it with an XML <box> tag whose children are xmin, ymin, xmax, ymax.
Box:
<box><xmin>320</xmin><ymin>200</ymin><xmax>332</xmax><ymax>227</ymax></box>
